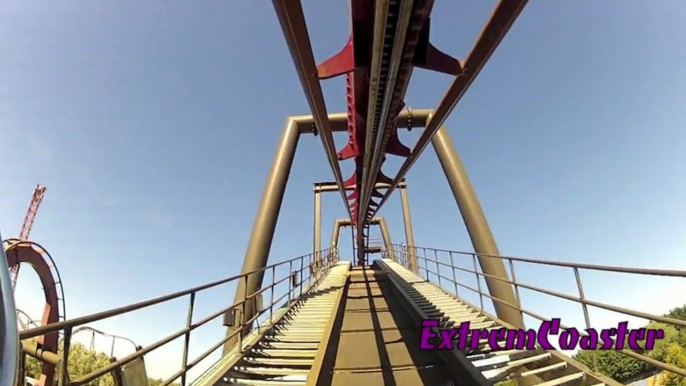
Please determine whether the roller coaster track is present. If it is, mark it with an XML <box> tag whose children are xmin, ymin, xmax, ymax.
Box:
<box><xmin>3</xmin><ymin>239</ymin><xmax>67</xmax><ymax>386</ymax></box>
<box><xmin>6</xmin><ymin>2</ymin><xmax>686</xmax><ymax>386</ymax></box>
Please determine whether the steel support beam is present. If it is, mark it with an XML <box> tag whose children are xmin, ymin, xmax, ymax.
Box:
<box><xmin>295</xmin><ymin>108</ymin><xmax>432</xmax><ymax>135</ymax></box>
<box><xmin>223</xmin><ymin>118</ymin><xmax>300</xmax><ymax>353</ymax></box>
<box><xmin>399</xmin><ymin>185</ymin><xmax>417</xmax><ymax>273</ymax></box>
<box><xmin>431</xmin><ymin>126</ymin><xmax>524</xmax><ymax>329</ymax></box>
<box><xmin>313</xmin><ymin>189</ymin><xmax>321</xmax><ymax>269</ymax></box>
<box><xmin>222</xmin><ymin>111</ymin><xmax>428</xmax><ymax>353</ymax></box>
<box><xmin>272</xmin><ymin>0</ymin><xmax>355</xmax><ymax>221</ymax></box>
<box><xmin>370</xmin><ymin>1</ymin><xmax>528</xmax><ymax>217</ymax></box>
<box><xmin>377</xmin><ymin>217</ymin><xmax>395</xmax><ymax>262</ymax></box>
<box><xmin>314</xmin><ymin>180</ymin><xmax>407</xmax><ymax>194</ymax></box>
<box><xmin>421</xmin><ymin>0</ymin><xmax>527</xmax><ymax>139</ymax></box>
<box><xmin>328</xmin><ymin>217</ymin><xmax>395</xmax><ymax>264</ymax></box>
<box><xmin>329</xmin><ymin>219</ymin><xmax>345</xmax><ymax>251</ymax></box>
<box><xmin>310</xmin><ymin>191</ymin><xmax>322</xmax><ymax>275</ymax></box>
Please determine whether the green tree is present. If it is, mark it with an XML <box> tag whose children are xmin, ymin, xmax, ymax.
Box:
<box><xmin>22</xmin><ymin>340</ymin><xmax>179</xmax><ymax>386</ymax></box>
<box><xmin>574</xmin><ymin>348</ymin><xmax>648</xmax><ymax>382</ymax></box>
<box><xmin>662</xmin><ymin>345</ymin><xmax>686</xmax><ymax>386</ymax></box>
<box><xmin>572</xmin><ymin>304</ymin><xmax>686</xmax><ymax>383</ymax></box>
<box><xmin>23</xmin><ymin>341</ymin><xmax>114</xmax><ymax>386</ymax></box>
<box><xmin>665</xmin><ymin>306</ymin><xmax>686</xmax><ymax>323</ymax></box>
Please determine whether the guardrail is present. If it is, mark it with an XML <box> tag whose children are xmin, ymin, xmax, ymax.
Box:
<box><xmin>18</xmin><ymin>248</ymin><xmax>340</xmax><ymax>386</ymax></box>
<box><xmin>390</xmin><ymin>244</ymin><xmax>686</xmax><ymax>380</ymax></box>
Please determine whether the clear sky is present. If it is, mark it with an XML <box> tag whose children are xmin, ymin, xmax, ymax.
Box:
<box><xmin>2</xmin><ymin>0</ymin><xmax>686</xmax><ymax>381</ymax></box>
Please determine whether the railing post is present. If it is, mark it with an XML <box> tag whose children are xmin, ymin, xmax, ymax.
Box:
<box><xmin>573</xmin><ymin>268</ymin><xmax>592</xmax><ymax>329</ymax></box>
<box><xmin>299</xmin><ymin>257</ymin><xmax>304</xmax><ymax>298</ymax></box>
<box><xmin>422</xmin><ymin>248</ymin><xmax>428</xmax><ymax>280</ymax></box>
<box><xmin>449</xmin><ymin>251</ymin><xmax>459</xmax><ymax>297</ymax></box>
<box><xmin>181</xmin><ymin>292</ymin><xmax>195</xmax><ymax>386</ymax></box>
<box><xmin>59</xmin><ymin>327</ymin><xmax>73</xmax><ymax>386</ymax></box>
<box><xmin>110</xmin><ymin>336</ymin><xmax>116</xmax><ymax>358</ymax></box>
<box><xmin>434</xmin><ymin>249</ymin><xmax>442</xmax><ymax>288</ymax></box>
<box><xmin>288</xmin><ymin>260</ymin><xmax>293</xmax><ymax>303</ymax></box>
<box><xmin>239</xmin><ymin>275</ymin><xmax>248</xmax><ymax>352</ymax></box>
<box><xmin>573</xmin><ymin>267</ymin><xmax>596</xmax><ymax>370</ymax></box>
<box><xmin>472</xmin><ymin>255</ymin><xmax>484</xmax><ymax>311</ymax></box>
<box><xmin>269</xmin><ymin>265</ymin><xmax>275</xmax><ymax>325</ymax></box>
<box><xmin>309</xmin><ymin>253</ymin><xmax>315</xmax><ymax>286</ymax></box>
<box><xmin>508</xmin><ymin>259</ymin><xmax>524</xmax><ymax>321</ymax></box>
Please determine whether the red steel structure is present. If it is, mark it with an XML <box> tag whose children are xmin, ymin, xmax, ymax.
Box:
<box><xmin>4</xmin><ymin>239</ymin><xmax>66</xmax><ymax>386</ymax></box>
<box><xmin>3</xmin><ymin>185</ymin><xmax>64</xmax><ymax>386</ymax></box>
<box><xmin>274</xmin><ymin>0</ymin><xmax>526</xmax><ymax>265</ymax></box>
<box><xmin>11</xmin><ymin>184</ymin><xmax>47</xmax><ymax>289</ymax></box>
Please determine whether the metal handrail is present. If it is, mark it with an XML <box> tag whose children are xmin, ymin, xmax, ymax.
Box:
<box><xmin>391</xmin><ymin>244</ymin><xmax>686</xmax><ymax>379</ymax></box>
<box><xmin>20</xmin><ymin>248</ymin><xmax>340</xmax><ymax>386</ymax></box>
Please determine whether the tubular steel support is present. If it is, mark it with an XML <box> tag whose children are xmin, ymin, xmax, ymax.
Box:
<box><xmin>369</xmin><ymin>1</ymin><xmax>529</xmax><ymax>218</ymax></box>
<box><xmin>223</xmin><ymin>118</ymin><xmax>300</xmax><ymax>353</ymax></box>
<box><xmin>222</xmin><ymin>111</ymin><xmax>427</xmax><ymax>354</ymax></box>
<box><xmin>377</xmin><ymin>217</ymin><xmax>395</xmax><ymax>262</ymax></box>
<box><xmin>431</xmin><ymin>126</ymin><xmax>524</xmax><ymax>329</ymax></box>
<box><xmin>272</xmin><ymin>0</ymin><xmax>353</xmax><ymax>221</ymax></box>
<box><xmin>313</xmin><ymin>189</ymin><xmax>321</xmax><ymax>266</ymax></box>
<box><xmin>399</xmin><ymin>184</ymin><xmax>417</xmax><ymax>273</ymax></box>
<box><xmin>329</xmin><ymin>219</ymin><xmax>344</xmax><ymax>251</ymax></box>
<box><xmin>329</xmin><ymin>217</ymin><xmax>394</xmax><ymax>265</ymax></box>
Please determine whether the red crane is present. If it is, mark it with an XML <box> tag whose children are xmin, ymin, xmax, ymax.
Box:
<box><xmin>10</xmin><ymin>184</ymin><xmax>47</xmax><ymax>288</ymax></box>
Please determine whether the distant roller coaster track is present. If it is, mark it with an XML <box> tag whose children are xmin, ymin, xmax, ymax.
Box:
<box><xmin>3</xmin><ymin>238</ymin><xmax>66</xmax><ymax>386</ymax></box>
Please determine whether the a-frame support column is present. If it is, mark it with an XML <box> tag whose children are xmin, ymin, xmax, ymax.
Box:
<box><xmin>223</xmin><ymin>118</ymin><xmax>300</xmax><ymax>353</ymax></box>
<box><xmin>399</xmin><ymin>184</ymin><xmax>417</xmax><ymax>273</ymax></box>
<box><xmin>431</xmin><ymin>125</ymin><xmax>524</xmax><ymax>329</ymax></box>
<box><xmin>377</xmin><ymin>218</ymin><xmax>395</xmax><ymax>262</ymax></box>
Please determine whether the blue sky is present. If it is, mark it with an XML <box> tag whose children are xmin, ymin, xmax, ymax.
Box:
<box><xmin>2</xmin><ymin>0</ymin><xmax>686</xmax><ymax>380</ymax></box>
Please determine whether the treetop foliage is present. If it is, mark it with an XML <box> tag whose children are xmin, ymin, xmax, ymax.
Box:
<box><xmin>23</xmin><ymin>341</ymin><xmax>180</xmax><ymax>386</ymax></box>
<box><xmin>573</xmin><ymin>304</ymin><xmax>686</xmax><ymax>385</ymax></box>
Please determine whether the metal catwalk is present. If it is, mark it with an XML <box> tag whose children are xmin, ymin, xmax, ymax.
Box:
<box><xmin>194</xmin><ymin>259</ymin><xmax>621</xmax><ymax>386</ymax></box>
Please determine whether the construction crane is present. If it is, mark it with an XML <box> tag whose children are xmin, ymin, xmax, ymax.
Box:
<box><xmin>10</xmin><ymin>184</ymin><xmax>47</xmax><ymax>288</ymax></box>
